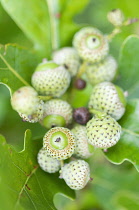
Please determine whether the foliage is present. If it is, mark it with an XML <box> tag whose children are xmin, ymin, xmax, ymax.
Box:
<box><xmin>1</xmin><ymin>0</ymin><xmax>139</xmax><ymax>209</ymax></box>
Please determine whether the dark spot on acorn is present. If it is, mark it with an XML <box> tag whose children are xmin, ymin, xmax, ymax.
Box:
<box><xmin>111</xmin><ymin>8</ymin><xmax>117</xmax><ymax>12</ymax></box>
<box><xmin>73</xmin><ymin>107</ymin><xmax>91</xmax><ymax>125</ymax></box>
<box><xmin>51</xmin><ymin>124</ymin><xmax>56</xmax><ymax>128</ymax></box>
<box><xmin>92</xmin><ymin>38</ymin><xmax>96</xmax><ymax>42</ymax></box>
<box><xmin>63</xmin><ymin>64</ymin><xmax>69</xmax><ymax>69</ymax></box>
<box><xmin>74</xmin><ymin>79</ymin><xmax>86</xmax><ymax>90</ymax></box>
<box><xmin>55</xmin><ymin>137</ymin><xmax>61</xmax><ymax>142</ymax></box>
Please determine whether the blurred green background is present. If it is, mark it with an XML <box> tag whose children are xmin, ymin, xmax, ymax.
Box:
<box><xmin>1</xmin><ymin>0</ymin><xmax>139</xmax><ymax>209</ymax></box>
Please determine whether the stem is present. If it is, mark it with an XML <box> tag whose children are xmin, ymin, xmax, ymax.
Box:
<box><xmin>38</xmin><ymin>95</ymin><xmax>52</xmax><ymax>101</ymax></box>
<box><xmin>76</xmin><ymin>61</ymin><xmax>88</xmax><ymax>78</ymax></box>
<box><xmin>107</xmin><ymin>27</ymin><xmax>121</xmax><ymax>41</ymax></box>
<box><xmin>47</xmin><ymin>0</ymin><xmax>60</xmax><ymax>51</ymax></box>
<box><xmin>107</xmin><ymin>18</ymin><xmax>138</xmax><ymax>41</ymax></box>
<box><xmin>0</xmin><ymin>54</ymin><xmax>30</xmax><ymax>86</ymax></box>
<box><xmin>89</xmin><ymin>108</ymin><xmax>107</xmax><ymax>118</ymax></box>
<box><xmin>60</xmin><ymin>160</ymin><xmax>64</xmax><ymax>168</ymax></box>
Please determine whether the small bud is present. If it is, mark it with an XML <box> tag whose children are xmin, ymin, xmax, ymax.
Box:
<box><xmin>107</xmin><ymin>9</ymin><xmax>124</xmax><ymax>27</ymax></box>
<box><xmin>73</xmin><ymin>107</ymin><xmax>91</xmax><ymax>125</ymax></box>
<box><xmin>74</xmin><ymin>78</ymin><xmax>86</xmax><ymax>89</ymax></box>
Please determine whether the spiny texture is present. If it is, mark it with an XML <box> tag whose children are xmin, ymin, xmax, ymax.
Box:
<box><xmin>43</xmin><ymin>127</ymin><xmax>76</xmax><ymax>160</ymax></box>
<box><xmin>37</xmin><ymin>148</ymin><xmax>60</xmax><ymax>173</ymax></box>
<box><xmin>86</xmin><ymin>115</ymin><xmax>121</xmax><ymax>148</ymax></box>
<box><xmin>107</xmin><ymin>9</ymin><xmax>124</xmax><ymax>26</ymax></box>
<box><xmin>61</xmin><ymin>160</ymin><xmax>90</xmax><ymax>190</ymax></box>
<box><xmin>73</xmin><ymin>27</ymin><xmax>109</xmax><ymax>63</ymax></box>
<box><xmin>19</xmin><ymin>100</ymin><xmax>44</xmax><ymax>123</ymax></box>
<box><xmin>86</xmin><ymin>55</ymin><xmax>117</xmax><ymax>85</ymax></box>
<box><xmin>43</xmin><ymin>99</ymin><xmax>73</xmax><ymax>125</ymax></box>
<box><xmin>31</xmin><ymin>66</ymin><xmax>71</xmax><ymax>97</ymax></box>
<box><xmin>11</xmin><ymin>86</ymin><xmax>40</xmax><ymax>115</ymax></box>
<box><xmin>71</xmin><ymin>125</ymin><xmax>94</xmax><ymax>159</ymax></box>
<box><xmin>53</xmin><ymin>47</ymin><xmax>80</xmax><ymax>77</ymax></box>
<box><xmin>88</xmin><ymin>82</ymin><xmax>126</xmax><ymax>120</ymax></box>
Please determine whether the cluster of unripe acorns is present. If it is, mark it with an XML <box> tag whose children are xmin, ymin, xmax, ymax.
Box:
<box><xmin>11</xmin><ymin>9</ymin><xmax>128</xmax><ymax>190</ymax></box>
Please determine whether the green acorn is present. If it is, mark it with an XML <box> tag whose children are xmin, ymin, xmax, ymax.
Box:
<box><xmin>86</xmin><ymin>55</ymin><xmax>117</xmax><ymax>85</ymax></box>
<box><xmin>31</xmin><ymin>61</ymin><xmax>71</xmax><ymax>97</ymax></box>
<box><xmin>88</xmin><ymin>82</ymin><xmax>126</xmax><ymax>120</ymax></box>
<box><xmin>43</xmin><ymin>127</ymin><xmax>76</xmax><ymax>160</ymax></box>
<box><xmin>71</xmin><ymin>125</ymin><xmax>94</xmax><ymax>159</ymax></box>
<box><xmin>42</xmin><ymin>99</ymin><xmax>73</xmax><ymax>129</ymax></box>
<box><xmin>53</xmin><ymin>47</ymin><xmax>80</xmax><ymax>77</ymax></box>
<box><xmin>73</xmin><ymin>27</ymin><xmax>109</xmax><ymax>63</ymax></box>
<box><xmin>11</xmin><ymin>86</ymin><xmax>40</xmax><ymax>115</ymax></box>
<box><xmin>37</xmin><ymin>148</ymin><xmax>60</xmax><ymax>173</ymax></box>
<box><xmin>86</xmin><ymin>114</ymin><xmax>121</xmax><ymax>148</ymax></box>
<box><xmin>19</xmin><ymin>100</ymin><xmax>44</xmax><ymax>123</ymax></box>
<box><xmin>107</xmin><ymin>9</ymin><xmax>124</xmax><ymax>27</ymax></box>
<box><xmin>60</xmin><ymin>160</ymin><xmax>90</xmax><ymax>190</ymax></box>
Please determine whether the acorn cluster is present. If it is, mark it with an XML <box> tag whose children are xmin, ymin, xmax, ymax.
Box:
<box><xmin>11</xmin><ymin>9</ymin><xmax>128</xmax><ymax>190</ymax></box>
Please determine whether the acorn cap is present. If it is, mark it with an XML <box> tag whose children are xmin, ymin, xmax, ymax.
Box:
<box><xmin>43</xmin><ymin>127</ymin><xmax>76</xmax><ymax>160</ymax></box>
<box><xmin>53</xmin><ymin>47</ymin><xmax>80</xmax><ymax>77</ymax></box>
<box><xmin>37</xmin><ymin>148</ymin><xmax>60</xmax><ymax>173</ymax></box>
<box><xmin>86</xmin><ymin>115</ymin><xmax>121</xmax><ymax>148</ymax></box>
<box><xmin>86</xmin><ymin>55</ymin><xmax>117</xmax><ymax>85</ymax></box>
<box><xmin>61</xmin><ymin>160</ymin><xmax>90</xmax><ymax>190</ymax></box>
<box><xmin>88</xmin><ymin>82</ymin><xmax>126</xmax><ymax>120</ymax></box>
<box><xmin>11</xmin><ymin>86</ymin><xmax>39</xmax><ymax>115</ymax></box>
<box><xmin>73</xmin><ymin>27</ymin><xmax>109</xmax><ymax>63</ymax></box>
<box><xmin>71</xmin><ymin>125</ymin><xmax>94</xmax><ymax>159</ymax></box>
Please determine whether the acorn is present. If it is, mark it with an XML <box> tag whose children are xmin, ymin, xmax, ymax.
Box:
<box><xmin>31</xmin><ymin>61</ymin><xmax>71</xmax><ymax>97</ymax></box>
<box><xmin>53</xmin><ymin>47</ymin><xmax>80</xmax><ymax>77</ymax></box>
<box><xmin>42</xmin><ymin>99</ymin><xmax>73</xmax><ymax>129</ymax></box>
<box><xmin>73</xmin><ymin>27</ymin><xmax>109</xmax><ymax>63</ymax></box>
<box><xmin>43</xmin><ymin>127</ymin><xmax>76</xmax><ymax>160</ymax></box>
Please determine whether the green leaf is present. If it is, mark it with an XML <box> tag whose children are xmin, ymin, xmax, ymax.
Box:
<box><xmin>0</xmin><ymin>130</ymin><xmax>75</xmax><ymax>210</ymax></box>
<box><xmin>116</xmin><ymin>35</ymin><xmax>139</xmax><ymax>99</ymax></box>
<box><xmin>91</xmin><ymin>160</ymin><xmax>139</xmax><ymax>210</ymax></box>
<box><xmin>0</xmin><ymin>44</ymin><xmax>38</xmax><ymax>93</ymax></box>
<box><xmin>1</xmin><ymin>0</ymin><xmax>89</xmax><ymax>57</ymax></box>
<box><xmin>59</xmin><ymin>0</ymin><xmax>89</xmax><ymax>47</ymax></box>
<box><xmin>104</xmin><ymin>99</ymin><xmax>139</xmax><ymax>172</ymax></box>
<box><xmin>0</xmin><ymin>0</ymin><xmax>53</xmax><ymax>57</ymax></box>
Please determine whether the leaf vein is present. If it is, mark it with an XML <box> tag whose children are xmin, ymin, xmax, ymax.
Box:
<box><xmin>14</xmin><ymin>165</ymin><xmax>39</xmax><ymax>209</ymax></box>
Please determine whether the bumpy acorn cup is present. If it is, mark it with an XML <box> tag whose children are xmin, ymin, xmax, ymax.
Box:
<box><xmin>11</xmin><ymin>86</ymin><xmax>40</xmax><ymax>116</ymax></box>
<box><xmin>71</xmin><ymin>125</ymin><xmax>94</xmax><ymax>159</ymax></box>
<box><xmin>88</xmin><ymin>82</ymin><xmax>126</xmax><ymax>120</ymax></box>
<box><xmin>86</xmin><ymin>55</ymin><xmax>117</xmax><ymax>85</ymax></box>
<box><xmin>43</xmin><ymin>127</ymin><xmax>76</xmax><ymax>160</ymax></box>
<box><xmin>86</xmin><ymin>114</ymin><xmax>121</xmax><ymax>149</ymax></box>
<box><xmin>37</xmin><ymin>148</ymin><xmax>61</xmax><ymax>173</ymax></box>
<box><xmin>73</xmin><ymin>27</ymin><xmax>109</xmax><ymax>63</ymax></box>
<box><xmin>19</xmin><ymin>100</ymin><xmax>44</xmax><ymax>123</ymax></box>
<box><xmin>31</xmin><ymin>61</ymin><xmax>71</xmax><ymax>97</ymax></box>
<box><xmin>60</xmin><ymin>160</ymin><xmax>90</xmax><ymax>190</ymax></box>
<box><xmin>42</xmin><ymin>99</ymin><xmax>73</xmax><ymax>129</ymax></box>
<box><xmin>53</xmin><ymin>47</ymin><xmax>80</xmax><ymax>77</ymax></box>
